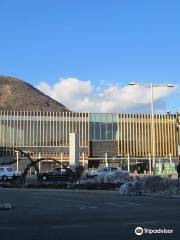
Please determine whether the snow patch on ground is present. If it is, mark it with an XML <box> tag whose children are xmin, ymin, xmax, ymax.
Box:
<box><xmin>80</xmin><ymin>171</ymin><xmax>133</xmax><ymax>184</ymax></box>
<box><xmin>119</xmin><ymin>176</ymin><xmax>180</xmax><ymax>196</ymax></box>
<box><xmin>0</xmin><ymin>203</ymin><xmax>13</xmax><ymax>210</ymax></box>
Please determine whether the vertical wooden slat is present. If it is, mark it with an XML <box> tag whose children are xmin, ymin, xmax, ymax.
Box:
<box><xmin>165</xmin><ymin>115</ymin><xmax>168</xmax><ymax>156</ymax></box>
<box><xmin>136</xmin><ymin>114</ymin><xmax>138</xmax><ymax>156</ymax></box>
<box><xmin>123</xmin><ymin>114</ymin><xmax>126</xmax><ymax>155</ymax></box>
<box><xmin>120</xmin><ymin>114</ymin><xmax>123</xmax><ymax>156</ymax></box>
<box><xmin>161</xmin><ymin>115</ymin><xmax>164</xmax><ymax>157</ymax></box>
<box><xmin>132</xmin><ymin>114</ymin><xmax>135</xmax><ymax>156</ymax></box>
<box><xmin>129</xmin><ymin>114</ymin><xmax>132</xmax><ymax>156</ymax></box>
<box><xmin>158</xmin><ymin>115</ymin><xmax>162</xmax><ymax>156</ymax></box>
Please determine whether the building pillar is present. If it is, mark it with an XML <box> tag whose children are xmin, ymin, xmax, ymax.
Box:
<box><xmin>69</xmin><ymin>132</ymin><xmax>79</xmax><ymax>168</ymax></box>
<box><xmin>15</xmin><ymin>150</ymin><xmax>19</xmax><ymax>172</ymax></box>
<box><xmin>127</xmin><ymin>153</ymin><xmax>130</xmax><ymax>172</ymax></box>
<box><xmin>105</xmin><ymin>153</ymin><xmax>108</xmax><ymax>167</ymax></box>
<box><xmin>82</xmin><ymin>152</ymin><xmax>85</xmax><ymax>167</ymax></box>
<box><xmin>60</xmin><ymin>152</ymin><xmax>63</xmax><ymax>167</ymax></box>
<box><xmin>38</xmin><ymin>152</ymin><xmax>41</xmax><ymax>173</ymax></box>
<box><xmin>149</xmin><ymin>153</ymin><xmax>152</xmax><ymax>175</ymax></box>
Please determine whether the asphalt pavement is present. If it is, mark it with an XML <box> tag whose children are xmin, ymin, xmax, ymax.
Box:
<box><xmin>0</xmin><ymin>188</ymin><xmax>180</xmax><ymax>240</ymax></box>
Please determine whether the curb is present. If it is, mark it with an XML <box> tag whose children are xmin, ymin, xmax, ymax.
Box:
<box><xmin>0</xmin><ymin>187</ymin><xmax>119</xmax><ymax>194</ymax></box>
<box><xmin>119</xmin><ymin>192</ymin><xmax>180</xmax><ymax>199</ymax></box>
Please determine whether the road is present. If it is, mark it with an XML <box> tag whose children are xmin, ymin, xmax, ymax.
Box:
<box><xmin>0</xmin><ymin>188</ymin><xmax>180</xmax><ymax>240</ymax></box>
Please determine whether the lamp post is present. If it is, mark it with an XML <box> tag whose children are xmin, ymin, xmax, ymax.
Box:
<box><xmin>129</xmin><ymin>82</ymin><xmax>175</xmax><ymax>175</ymax></box>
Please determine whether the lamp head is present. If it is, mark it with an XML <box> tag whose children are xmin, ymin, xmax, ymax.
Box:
<box><xmin>128</xmin><ymin>82</ymin><xmax>136</xmax><ymax>86</ymax></box>
<box><xmin>167</xmin><ymin>84</ymin><xmax>175</xmax><ymax>88</ymax></box>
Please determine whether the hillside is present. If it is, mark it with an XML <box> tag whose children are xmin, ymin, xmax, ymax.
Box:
<box><xmin>0</xmin><ymin>76</ymin><xmax>69</xmax><ymax>112</ymax></box>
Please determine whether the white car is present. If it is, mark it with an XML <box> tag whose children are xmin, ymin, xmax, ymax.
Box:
<box><xmin>87</xmin><ymin>167</ymin><xmax>126</xmax><ymax>178</ymax></box>
<box><xmin>0</xmin><ymin>167</ymin><xmax>16</xmax><ymax>182</ymax></box>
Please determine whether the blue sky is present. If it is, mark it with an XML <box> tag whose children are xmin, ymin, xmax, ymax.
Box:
<box><xmin>0</xmin><ymin>0</ymin><xmax>180</xmax><ymax>113</ymax></box>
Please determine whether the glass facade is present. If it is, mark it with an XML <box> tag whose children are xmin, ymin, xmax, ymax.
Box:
<box><xmin>89</xmin><ymin>113</ymin><xmax>118</xmax><ymax>141</ymax></box>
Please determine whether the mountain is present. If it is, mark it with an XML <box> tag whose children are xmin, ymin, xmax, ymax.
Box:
<box><xmin>0</xmin><ymin>76</ymin><xmax>70</xmax><ymax>112</ymax></box>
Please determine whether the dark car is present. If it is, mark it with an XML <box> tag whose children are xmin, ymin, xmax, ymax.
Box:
<box><xmin>39</xmin><ymin>167</ymin><xmax>81</xmax><ymax>181</ymax></box>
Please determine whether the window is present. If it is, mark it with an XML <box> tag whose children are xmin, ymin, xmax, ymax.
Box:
<box><xmin>112</xmin><ymin>123</ymin><xmax>118</xmax><ymax>140</ymax></box>
<box><xmin>111</xmin><ymin>167</ymin><xmax>118</xmax><ymax>171</ymax></box>
<box><xmin>101</xmin><ymin>123</ymin><xmax>106</xmax><ymax>140</ymax></box>
<box><xmin>7</xmin><ymin>168</ymin><xmax>13</xmax><ymax>172</ymax></box>
<box><xmin>107</xmin><ymin>123</ymin><xmax>112</xmax><ymax>140</ymax></box>
<box><xmin>95</xmin><ymin>122</ymin><xmax>100</xmax><ymax>140</ymax></box>
<box><xmin>52</xmin><ymin>169</ymin><xmax>59</xmax><ymax>174</ymax></box>
<box><xmin>90</xmin><ymin>122</ymin><xmax>94</xmax><ymax>140</ymax></box>
<box><xmin>89</xmin><ymin>113</ymin><xmax>118</xmax><ymax>141</ymax></box>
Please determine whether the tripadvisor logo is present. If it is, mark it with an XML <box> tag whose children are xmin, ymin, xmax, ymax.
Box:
<box><xmin>135</xmin><ymin>227</ymin><xmax>143</xmax><ymax>236</ymax></box>
<box><xmin>135</xmin><ymin>227</ymin><xmax>174</xmax><ymax>235</ymax></box>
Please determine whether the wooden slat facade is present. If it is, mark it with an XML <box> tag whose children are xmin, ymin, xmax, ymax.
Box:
<box><xmin>118</xmin><ymin>114</ymin><xmax>178</xmax><ymax>157</ymax></box>
<box><xmin>0</xmin><ymin>111</ymin><xmax>179</xmax><ymax>158</ymax></box>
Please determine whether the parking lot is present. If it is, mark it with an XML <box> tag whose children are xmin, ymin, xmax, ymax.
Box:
<box><xmin>0</xmin><ymin>188</ymin><xmax>180</xmax><ymax>240</ymax></box>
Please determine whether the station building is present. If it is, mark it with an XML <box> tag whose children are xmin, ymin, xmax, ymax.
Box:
<box><xmin>0</xmin><ymin>110</ymin><xmax>180</xmax><ymax>171</ymax></box>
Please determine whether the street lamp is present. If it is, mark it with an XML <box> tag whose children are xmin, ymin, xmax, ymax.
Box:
<box><xmin>129</xmin><ymin>82</ymin><xmax>175</xmax><ymax>175</ymax></box>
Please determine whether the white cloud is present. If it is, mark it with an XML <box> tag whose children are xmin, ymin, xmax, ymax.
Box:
<box><xmin>36</xmin><ymin>77</ymin><xmax>175</xmax><ymax>113</ymax></box>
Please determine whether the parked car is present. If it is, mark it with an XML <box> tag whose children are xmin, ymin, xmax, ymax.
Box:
<box><xmin>39</xmin><ymin>167</ymin><xmax>81</xmax><ymax>181</ymax></box>
<box><xmin>0</xmin><ymin>167</ymin><xmax>16</xmax><ymax>182</ymax></box>
<box><xmin>87</xmin><ymin>167</ymin><xmax>128</xmax><ymax>178</ymax></box>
